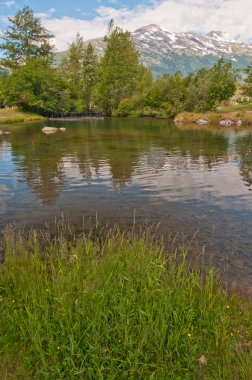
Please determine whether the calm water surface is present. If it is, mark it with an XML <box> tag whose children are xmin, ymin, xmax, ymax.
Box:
<box><xmin>1</xmin><ymin>119</ymin><xmax>252</xmax><ymax>286</ymax></box>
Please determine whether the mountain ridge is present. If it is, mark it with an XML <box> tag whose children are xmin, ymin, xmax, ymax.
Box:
<box><xmin>55</xmin><ymin>24</ymin><xmax>252</xmax><ymax>76</ymax></box>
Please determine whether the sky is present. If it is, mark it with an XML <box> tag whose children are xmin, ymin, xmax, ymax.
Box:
<box><xmin>0</xmin><ymin>0</ymin><xmax>252</xmax><ymax>51</ymax></box>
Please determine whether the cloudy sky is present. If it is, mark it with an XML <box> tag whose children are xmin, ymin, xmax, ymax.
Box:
<box><xmin>0</xmin><ymin>0</ymin><xmax>252</xmax><ymax>51</ymax></box>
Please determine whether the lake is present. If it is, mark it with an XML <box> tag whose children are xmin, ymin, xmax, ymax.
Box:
<box><xmin>1</xmin><ymin>118</ymin><xmax>252</xmax><ymax>287</ymax></box>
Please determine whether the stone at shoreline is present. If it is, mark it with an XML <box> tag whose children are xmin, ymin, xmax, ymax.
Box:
<box><xmin>219</xmin><ymin>119</ymin><xmax>234</xmax><ymax>127</ymax></box>
<box><xmin>236</xmin><ymin>119</ymin><xmax>243</xmax><ymax>127</ymax></box>
<box><xmin>174</xmin><ymin>116</ymin><xmax>185</xmax><ymax>123</ymax></box>
<box><xmin>59</xmin><ymin>128</ymin><xmax>66</xmax><ymax>132</ymax></box>
<box><xmin>195</xmin><ymin>118</ymin><xmax>210</xmax><ymax>126</ymax></box>
<box><xmin>42</xmin><ymin>127</ymin><xmax>58</xmax><ymax>134</ymax></box>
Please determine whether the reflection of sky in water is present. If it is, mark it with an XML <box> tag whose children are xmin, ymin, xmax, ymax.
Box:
<box><xmin>0</xmin><ymin>141</ymin><xmax>17</xmax><ymax>214</ymax></box>
<box><xmin>0</xmin><ymin>121</ymin><xmax>252</xmax><ymax>286</ymax></box>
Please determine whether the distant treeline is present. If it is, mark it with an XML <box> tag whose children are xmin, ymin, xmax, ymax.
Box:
<box><xmin>1</xmin><ymin>7</ymin><xmax>252</xmax><ymax>117</ymax></box>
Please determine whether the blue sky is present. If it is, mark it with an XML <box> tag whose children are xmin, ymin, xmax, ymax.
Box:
<box><xmin>0</xmin><ymin>0</ymin><xmax>148</xmax><ymax>19</ymax></box>
<box><xmin>0</xmin><ymin>0</ymin><xmax>251</xmax><ymax>51</ymax></box>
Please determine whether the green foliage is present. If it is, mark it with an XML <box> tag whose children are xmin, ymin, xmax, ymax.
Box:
<box><xmin>60</xmin><ymin>33</ymin><xmax>86</xmax><ymax>96</ymax></box>
<box><xmin>114</xmin><ymin>60</ymin><xmax>237</xmax><ymax>118</ymax></box>
<box><xmin>0</xmin><ymin>6</ymin><xmax>54</xmax><ymax>70</ymax></box>
<box><xmin>145</xmin><ymin>72</ymin><xmax>190</xmax><ymax>112</ymax></box>
<box><xmin>187</xmin><ymin>59</ymin><xmax>237</xmax><ymax>112</ymax></box>
<box><xmin>1</xmin><ymin>226</ymin><xmax>252</xmax><ymax>379</ymax></box>
<box><xmin>115</xmin><ymin>72</ymin><xmax>188</xmax><ymax>118</ymax></box>
<box><xmin>113</xmin><ymin>95</ymin><xmax>142</xmax><ymax>117</ymax></box>
<box><xmin>95</xmin><ymin>27</ymin><xmax>142</xmax><ymax>115</ymax></box>
<box><xmin>60</xmin><ymin>35</ymin><xmax>98</xmax><ymax>111</ymax></box>
<box><xmin>1</xmin><ymin>59</ymin><xmax>75</xmax><ymax>115</ymax></box>
<box><xmin>242</xmin><ymin>63</ymin><xmax>252</xmax><ymax>98</ymax></box>
<box><xmin>83</xmin><ymin>43</ymin><xmax>98</xmax><ymax>109</ymax></box>
<box><xmin>0</xmin><ymin>7</ymin><xmax>239</xmax><ymax>118</ymax></box>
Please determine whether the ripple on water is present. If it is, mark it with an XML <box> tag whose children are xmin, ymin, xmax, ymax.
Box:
<box><xmin>0</xmin><ymin>120</ymin><xmax>252</xmax><ymax>286</ymax></box>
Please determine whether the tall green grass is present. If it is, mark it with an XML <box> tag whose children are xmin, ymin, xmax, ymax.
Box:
<box><xmin>0</xmin><ymin>225</ymin><xmax>251</xmax><ymax>379</ymax></box>
<box><xmin>0</xmin><ymin>107</ymin><xmax>45</xmax><ymax>124</ymax></box>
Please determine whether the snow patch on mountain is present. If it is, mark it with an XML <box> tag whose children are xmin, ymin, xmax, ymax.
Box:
<box><xmin>55</xmin><ymin>24</ymin><xmax>252</xmax><ymax>76</ymax></box>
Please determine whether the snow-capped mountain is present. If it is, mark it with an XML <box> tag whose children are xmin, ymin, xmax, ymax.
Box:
<box><xmin>56</xmin><ymin>24</ymin><xmax>252</xmax><ymax>76</ymax></box>
<box><xmin>132</xmin><ymin>25</ymin><xmax>252</xmax><ymax>76</ymax></box>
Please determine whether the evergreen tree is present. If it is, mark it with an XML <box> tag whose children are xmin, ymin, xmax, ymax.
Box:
<box><xmin>0</xmin><ymin>6</ymin><xmax>54</xmax><ymax>69</ymax></box>
<box><xmin>95</xmin><ymin>26</ymin><xmax>142</xmax><ymax>115</ymax></box>
<box><xmin>83</xmin><ymin>43</ymin><xmax>98</xmax><ymax>110</ymax></box>
<box><xmin>60</xmin><ymin>35</ymin><xmax>98</xmax><ymax>112</ymax></box>
<box><xmin>60</xmin><ymin>33</ymin><xmax>85</xmax><ymax>95</ymax></box>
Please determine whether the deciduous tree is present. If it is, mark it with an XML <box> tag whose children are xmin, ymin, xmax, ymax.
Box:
<box><xmin>95</xmin><ymin>26</ymin><xmax>142</xmax><ymax>115</ymax></box>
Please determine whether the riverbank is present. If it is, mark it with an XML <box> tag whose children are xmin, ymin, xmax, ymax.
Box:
<box><xmin>1</xmin><ymin>226</ymin><xmax>252</xmax><ymax>379</ymax></box>
<box><xmin>0</xmin><ymin>108</ymin><xmax>46</xmax><ymax>125</ymax></box>
<box><xmin>175</xmin><ymin>104</ymin><xmax>252</xmax><ymax>127</ymax></box>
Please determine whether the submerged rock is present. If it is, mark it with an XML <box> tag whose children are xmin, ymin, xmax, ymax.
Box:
<box><xmin>219</xmin><ymin>119</ymin><xmax>234</xmax><ymax>127</ymax></box>
<box><xmin>42</xmin><ymin>127</ymin><xmax>58</xmax><ymax>134</ymax></box>
<box><xmin>0</xmin><ymin>129</ymin><xmax>10</xmax><ymax>135</ymax></box>
<box><xmin>59</xmin><ymin>127</ymin><xmax>66</xmax><ymax>132</ymax></box>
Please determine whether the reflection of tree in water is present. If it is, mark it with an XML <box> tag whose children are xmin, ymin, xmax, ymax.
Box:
<box><xmin>236</xmin><ymin>133</ymin><xmax>252</xmax><ymax>189</ymax></box>
<box><xmin>8</xmin><ymin>120</ymin><xmax>229</xmax><ymax>204</ymax></box>
<box><xmin>9</xmin><ymin>129</ymin><xmax>66</xmax><ymax>204</ymax></box>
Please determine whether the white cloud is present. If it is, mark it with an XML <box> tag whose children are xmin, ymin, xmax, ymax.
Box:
<box><xmin>41</xmin><ymin>0</ymin><xmax>252</xmax><ymax>51</ymax></box>
<box><xmin>35</xmin><ymin>8</ymin><xmax>56</xmax><ymax>19</ymax></box>
<box><xmin>2</xmin><ymin>0</ymin><xmax>16</xmax><ymax>8</ymax></box>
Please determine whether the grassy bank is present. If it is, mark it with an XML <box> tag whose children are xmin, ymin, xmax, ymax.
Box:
<box><xmin>0</xmin><ymin>108</ymin><xmax>46</xmax><ymax>124</ymax></box>
<box><xmin>175</xmin><ymin>104</ymin><xmax>252</xmax><ymax>127</ymax></box>
<box><xmin>0</xmin><ymin>226</ymin><xmax>252</xmax><ymax>379</ymax></box>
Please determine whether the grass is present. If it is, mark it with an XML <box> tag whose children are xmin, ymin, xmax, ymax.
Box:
<box><xmin>175</xmin><ymin>109</ymin><xmax>252</xmax><ymax>126</ymax></box>
<box><xmin>0</xmin><ymin>224</ymin><xmax>252</xmax><ymax>379</ymax></box>
<box><xmin>217</xmin><ymin>103</ymin><xmax>252</xmax><ymax>113</ymax></box>
<box><xmin>0</xmin><ymin>108</ymin><xmax>45</xmax><ymax>124</ymax></box>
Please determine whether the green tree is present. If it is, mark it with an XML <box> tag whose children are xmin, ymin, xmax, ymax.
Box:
<box><xmin>242</xmin><ymin>63</ymin><xmax>252</xmax><ymax>98</ymax></box>
<box><xmin>0</xmin><ymin>6</ymin><xmax>54</xmax><ymax>70</ymax></box>
<box><xmin>60</xmin><ymin>33</ymin><xmax>85</xmax><ymax>96</ymax></box>
<box><xmin>187</xmin><ymin>59</ymin><xmax>237</xmax><ymax>111</ymax></box>
<box><xmin>60</xmin><ymin>35</ymin><xmax>98</xmax><ymax>112</ymax></box>
<box><xmin>1</xmin><ymin>59</ymin><xmax>74</xmax><ymax>115</ymax></box>
<box><xmin>145</xmin><ymin>72</ymin><xmax>189</xmax><ymax>111</ymax></box>
<box><xmin>95</xmin><ymin>26</ymin><xmax>142</xmax><ymax>115</ymax></box>
<box><xmin>83</xmin><ymin>43</ymin><xmax>98</xmax><ymax>111</ymax></box>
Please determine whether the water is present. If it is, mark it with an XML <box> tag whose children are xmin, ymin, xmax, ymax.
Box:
<box><xmin>1</xmin><ymin>118</ymin><xmax>252</xmax><ymax>286</ymax></box>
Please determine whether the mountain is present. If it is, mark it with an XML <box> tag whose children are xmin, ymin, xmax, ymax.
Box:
<box><xmin>55</xmin><ymin>24</ymin><xmax>252</xmax><ymax>76</ymax></box>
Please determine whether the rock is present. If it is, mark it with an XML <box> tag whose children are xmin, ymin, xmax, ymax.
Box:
<box><xmin>174</xmin><ymin>116</ymin><xmax>185</xmax><ymax>123</ymax></box>
<box><xmin>219</xmin><ymin>118</ymin><xmax>234</xmax><ymax>127</ymax></box>
<box><xmin>236</xmin><ymin>119</ymin><xmax>243</xmax><ymax>127</ymax></box>
<box><xmin>198</xmin><ymin>355</ymin><xmax>207</xmax><ymax>366</ymax></box>
<box><xmin>59</xmin><ymin>127</ymin><xmax>66</xmax><ymax>132</ymax></box>
<box><xmin>0</xmin><ymin>130</ymin><xmax>10</xmax><ymax>135</ymax></box>
<box><xmin>195</xmin><ymin>118</ymin><xmax>210</xmax><ymax>126</ymax></box>
<box><xmin>236</xmin><ymin>341</ymin><xmax>252</xmax><ymax>352</ymax></box>
<box><xmin>42</xmin><ymin>127</ymin><xmax>58</xmax><ymax>134</ymax></box>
